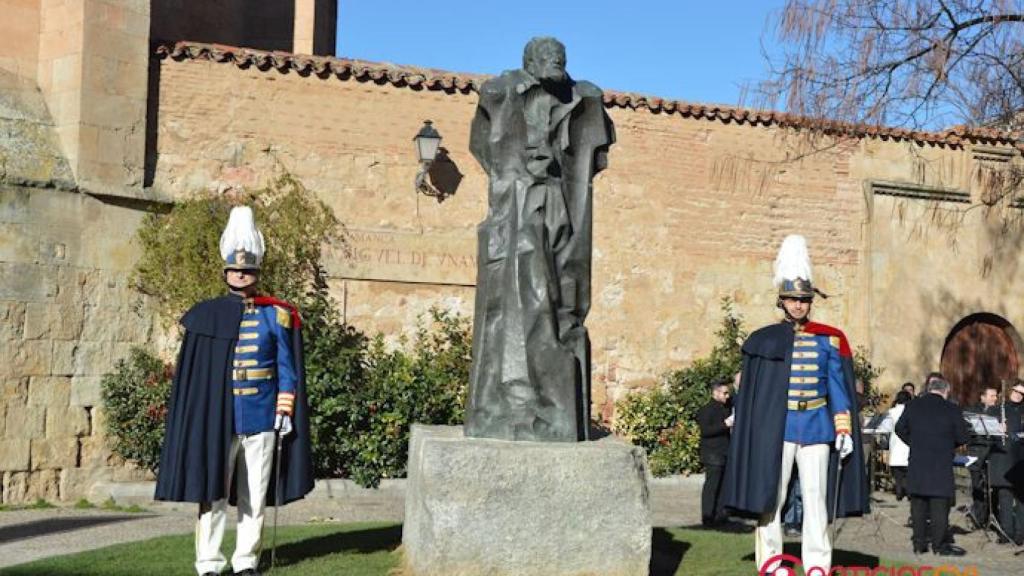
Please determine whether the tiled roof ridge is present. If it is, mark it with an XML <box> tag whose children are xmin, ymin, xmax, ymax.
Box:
<box><xmin>157</xmin><ymin>41</ymin><xmax>1023</xmax><ymax>150</ymax></box>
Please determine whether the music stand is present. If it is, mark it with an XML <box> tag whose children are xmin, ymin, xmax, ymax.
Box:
<box><xmin>963</xmin><ymin>412</ymin><xmax>1014</xmax><ymax>545</ymax></box>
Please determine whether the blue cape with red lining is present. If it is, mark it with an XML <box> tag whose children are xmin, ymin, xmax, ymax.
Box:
<box><xmin>155</xmin><ymin>293</ymin><xmax>314</xmax><ymax>505</ymax></box>
<box><xmin>721</xmin><ymin>320</ymin><xmax>869</xmax><ymax>519</ymax></box>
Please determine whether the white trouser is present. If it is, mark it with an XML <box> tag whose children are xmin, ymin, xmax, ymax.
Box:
<box><xmin>195</xmin><ymin>431</ymin><xmax>275</xmax><ymax>575</ymax></box>
<box><xmin>756</xmin><ymin>441</ymin><xmax>831</xmax><ymax>575</ymax></box>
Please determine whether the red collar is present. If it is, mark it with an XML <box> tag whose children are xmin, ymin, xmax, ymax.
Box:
<box><xmin>252</xmin><ymin>296</ymin><xmax>303</xmax><ymax>329</ymax></box>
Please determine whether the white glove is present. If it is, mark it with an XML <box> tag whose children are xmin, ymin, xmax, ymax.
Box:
<box><xmin>274</xmin><ymin>413</ymin><xmax>293</xmax><ymax>437</ymax></box>
<box><xmin>835</xmin><ymin>432</ymin><xmax>853</xmax><ymax>460</ymax></box>
<box><xmin>724</xmin><ymin>414</ymin><xmax>735</xmax><ymax>428</ymax></box>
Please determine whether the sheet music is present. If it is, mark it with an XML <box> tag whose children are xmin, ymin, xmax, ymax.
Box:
<box><xmin>954</xmin><ymin>455</ymin><xmax>978</xmax><ymax>468</ymax></box>
<box><xmin>873</xmin><ymin>413</ymin><xmax>896</xmax><ymax>434</ymax></box>
<box><xmin>963</xmin><ymin>412</ymin><xmax>1004</xmax><ymax>436</ymax></box>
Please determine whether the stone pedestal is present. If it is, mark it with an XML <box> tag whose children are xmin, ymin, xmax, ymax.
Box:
<box><xmin>402</xmin><ymin>425</ymin><xmax>652</xmax><ymax>576</ymax></box>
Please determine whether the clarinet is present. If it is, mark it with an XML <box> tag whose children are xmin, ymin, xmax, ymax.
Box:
<box><xmin>1001</xmin><ymin>379</ymin><xmax>1008</xmax><ymax>448</ymax></box>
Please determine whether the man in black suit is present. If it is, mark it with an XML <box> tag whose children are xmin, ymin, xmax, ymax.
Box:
<box><xmin>697</xmin><ymin>379</ymin><xmax>733</xmax><ymax>526</ymax></box>
<box><xmin>994</xmin><ymin>381</ymin><xmax>1024</xmax><ymax>544</ymax></box>
<box><xmin>896</xmin><ymin>377</ymin><xmax>970</xmax><ymax>557</ymax></box>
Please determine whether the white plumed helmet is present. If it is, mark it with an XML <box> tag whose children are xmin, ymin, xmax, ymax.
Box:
<box><xmin>773</xmin><ymin>234</ymin><xmax>815</xmax><ymax>298</ymax></box>
<box><xmin>219</xmin><ymin>206</ymin><xmax>265</xmax><ymax>271</ymax></box>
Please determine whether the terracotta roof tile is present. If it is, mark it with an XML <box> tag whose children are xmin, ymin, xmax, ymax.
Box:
<box><xmin>157</xmin><ymin>42</ymin><xmax>1023</xmax><ymax>150</ymax></box>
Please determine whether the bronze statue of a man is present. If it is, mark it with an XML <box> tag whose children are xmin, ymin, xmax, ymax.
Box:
<box><xmin>465</xmin><ymin>37</ymin><xmax>615</xmax><ymax>442</ymax></box>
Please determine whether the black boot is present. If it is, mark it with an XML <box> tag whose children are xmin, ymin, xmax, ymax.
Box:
<box><xmin>934</xmin><ymin>544</ymin><xmax>966</xmax><ymax>557</ymax></box>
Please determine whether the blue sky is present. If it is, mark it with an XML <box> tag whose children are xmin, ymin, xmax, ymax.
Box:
<box><xmin>336</xmin><ymin>1</ymin><xmax>786</xmax><ymax>107</ymax></box>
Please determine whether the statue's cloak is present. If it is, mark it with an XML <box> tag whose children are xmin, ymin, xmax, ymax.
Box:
<box><xmin>465</xmin><ymin>69</ymin><xmax>615</xmax><ymax>441</ymax></box>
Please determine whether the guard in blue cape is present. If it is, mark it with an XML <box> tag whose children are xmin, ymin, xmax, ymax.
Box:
<box><xmin>722</xmin><ymin>234</ymin><xmax>868</xmax><ymax>575</ymax></box>
<box><xmin>155</xmin><ymin>206</ymin><xmax>314</xmax><ymax>576</ymax></box>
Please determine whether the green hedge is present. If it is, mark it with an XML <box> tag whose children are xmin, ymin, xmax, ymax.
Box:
<box><xmin>306</xmin><ymin>304</ymin><xmax>471</xmax><ymax>487</ymax></box>
<box><xmin>100</xmin><ymin>348</ymin><xmax>173</xmax><ymax>473</ymax></box>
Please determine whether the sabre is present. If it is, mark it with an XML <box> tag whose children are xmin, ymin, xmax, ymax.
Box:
<box><xmin>269</xmin><ymin>429</ymin><xmax>284</xmax><ymax>573</ymax></box>
<box><xmin>831</xmin><ymin>452</ymin><xmax>844</xmax><ymax>545</ymax></box>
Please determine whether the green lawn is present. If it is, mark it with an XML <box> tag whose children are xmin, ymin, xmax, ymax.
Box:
<box><xmin>0</xmin><ymin>522</ymin><xmax>910</xmax><ymax>576</ymax></box>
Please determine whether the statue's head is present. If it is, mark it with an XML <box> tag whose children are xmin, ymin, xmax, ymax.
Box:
<box><xmin>523</xmin><ymin>37</ymin><xmax>567</xmax><ymax>84</ymax></box>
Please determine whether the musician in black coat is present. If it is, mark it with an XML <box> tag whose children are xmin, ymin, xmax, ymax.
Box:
<box><xmin>697</xmin><ymin>379</ymin><xmax>733</xmax><ymax>526</ymax></box>
<box><xmin>895</xmin><ymin>377</ymin><xmax>970</xmax><ymax>556</ymax></box>
<box><xmin>995</xmin><ymin>382</ymin><xmax>1024</xmax><ymax>544</ymax></box>
<box><xmin>965</xmin><ymin>387</ymin><xmax>1000</xmax><ymax>526</ymax></box>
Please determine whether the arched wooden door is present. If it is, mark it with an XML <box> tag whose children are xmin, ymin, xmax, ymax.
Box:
<box><xmin>940</xmin><ymin>314</ymin><xmax>1021</xmax><ymax>407</ymax></box>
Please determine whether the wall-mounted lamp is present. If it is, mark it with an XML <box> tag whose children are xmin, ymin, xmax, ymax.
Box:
<box><xmin>414</xmin><ymin>120</ymin><xmax>443</xmax><ymax>197</ymax></box>
<box><xmin>412</xmin><ymin>120</ymin><xmax>463</xmax><ymax>202</ymax></box>
<box><xmin>414</xmin><ymin>120</ymin><xmax>442</xmax><ymax>164</ymax></box>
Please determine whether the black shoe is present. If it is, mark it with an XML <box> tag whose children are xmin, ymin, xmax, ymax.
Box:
<box><xmin>234</xmin><ymin>570</ymin><xmax>260</xmax><ymax>576</ymax></box>
<box><xmin>201</xmin><ymin>573</ymin><xmax>219</xmax><ymax>576</ymax></box>
<box><xmin>934</xmin><ymin>545</ymin><xmax>966</xmax><ymax>557</ymax></box>
<box><xmin>913</xmin><ymin>543</ymin><xmax>928</xmax><ymax>555</ymax></box>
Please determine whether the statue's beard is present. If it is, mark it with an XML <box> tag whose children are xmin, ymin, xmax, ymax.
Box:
<box><xmin>539</xmin><ymin>70</ymin><xmax>566</xmax><ymax>83</ymax></box>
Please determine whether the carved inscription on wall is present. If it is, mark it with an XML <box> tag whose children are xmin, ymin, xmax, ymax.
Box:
<box><xmin>325</xmin><ymin>228</ymin><xmax>478</xmax><ymax>286</ymax></box>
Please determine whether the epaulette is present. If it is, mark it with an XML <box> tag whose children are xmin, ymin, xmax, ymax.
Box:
<box><xmin>274</xmin><ymin>305</ymin><xmax>291</xmax><ymax>329</ymax></box>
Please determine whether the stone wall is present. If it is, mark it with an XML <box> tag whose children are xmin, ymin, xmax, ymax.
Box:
<box><xmin>0</xmin><ymin>0</ymin><xmax>161</xmax><ymax>503</ymax></box>
<box><xmin>1</xmin><ymin>186</ymin><xmax>155</xmax><ymax>503</ymax></box>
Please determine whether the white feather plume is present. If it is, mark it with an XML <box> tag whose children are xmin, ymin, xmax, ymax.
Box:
<box><xmin>772</xmin><ymin>234</ymin><xmax>813</xmax><ymax>287</ymax></box>
<box><xmin>219</xmin><ymin>206</ymin><xmax>265</xmax><ymax>263</ymax></box>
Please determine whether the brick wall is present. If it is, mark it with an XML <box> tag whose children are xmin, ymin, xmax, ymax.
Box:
<box><xmin>149</xmin><ymin>56</ymin><xmax>1024</xmax><ymax>409</ymax></box>
<box><xmin>149</xmin><ymin>55</ymin><xmax>1016</xmax><ymax>416</ymax></box>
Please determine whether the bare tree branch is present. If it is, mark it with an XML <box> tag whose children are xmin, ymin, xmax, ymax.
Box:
<box><xmin>759</xmin><ymin>0</ymin><xmax>1024</xmax><ymax>129</ymax></box>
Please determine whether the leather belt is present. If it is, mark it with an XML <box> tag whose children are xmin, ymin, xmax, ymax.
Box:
<box><xmin>787</xmin><ymin>398</ymin><xmax>827</xmax><ymax>411</ymax></box>
<box><xmin>233</xmin><ymin>387</ymin><xmax>260</xmax><ymax>396</ymax></box>
<box><xmin>233</xmin><ymin>367</ymin><xmax>274</xmax><ymax>381</ymax></box>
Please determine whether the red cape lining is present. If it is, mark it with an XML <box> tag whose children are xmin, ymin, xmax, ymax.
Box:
<box><xmin>253</xmin><ymin>296</ymin><xmax>303</xmax><ymax>329</ymax></box>
<box><xmin>803</xmin><ymin>321</ymin><xmax>852</xmax><ymax>357</ymax></box>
